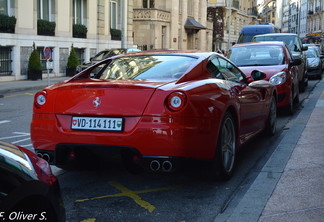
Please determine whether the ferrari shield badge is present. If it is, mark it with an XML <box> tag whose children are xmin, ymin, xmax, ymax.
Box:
<box><xmin>93</xmin><ymin>97</ymin><xmax>101</xmax><ymax>108</ymax></box>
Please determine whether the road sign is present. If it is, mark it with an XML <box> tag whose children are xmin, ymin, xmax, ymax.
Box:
<box><xmin>44</xmin><ymin>47</ymin><xmax>51</xmax><ymax>60</ymax></box>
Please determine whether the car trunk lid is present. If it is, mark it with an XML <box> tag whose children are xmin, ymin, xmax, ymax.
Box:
<box><xmin>54</xmin><ymin>79</ymin><xmax>171</xmax><ymax>116</ymax></box>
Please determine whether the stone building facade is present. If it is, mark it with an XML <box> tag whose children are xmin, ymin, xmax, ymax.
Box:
<box><xmin>133</xmin><ymin>0</ymin><xmax>213</xmax><ymax>51</ymax></box>
<box><xmin>208</xmin><ymin>0</ymin><xmax>258</xmax><ymax>51</ymax></box>
<box><xmin>0</xmin><ymin>0</ymin><xmax>135</xmax><ymax>81</ymax></box>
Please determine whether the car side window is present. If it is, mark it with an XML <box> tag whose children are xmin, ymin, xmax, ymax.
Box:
<box><xmin>217</xmin><ymin>58</ymin><xmax>244</xmax><ymax>82</ymax></box>
<box><xmin>207</xmin><ymin>59</ymin><xmax>224</xmax><ymax>79</ymax></box>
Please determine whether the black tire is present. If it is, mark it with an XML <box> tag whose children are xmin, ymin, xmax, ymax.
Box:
<box><xmin>299</xmin><ymin>80</ymin><xmax>305</xmax><ymax>93</ymax></box>
<box><xmin>265</xmin><ymin>96</ymin><xmax>277</xmax><ymax>136</ymax></box>
<box><xmin>318</xmin><ymin>73</ymin><xmax>322</xmax><ymax>80</ymax></box>
<box><xmin>285</xmin><ymin>89</ymin><xmax>294</xmax><ymax>115</ymax></box>
<box><xmin>209</xmin><ymin>112</ymin><xmax>236</xmax><ymax>181</ymax></box>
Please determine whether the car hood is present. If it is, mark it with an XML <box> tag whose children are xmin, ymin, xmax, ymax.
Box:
<box><xmin>53</xmin><ymin>79</ymin><xmax>173</xmax><ymax>116</ymax></box>
<box><xmin>239</xmin><ymin>65</ymin><xmax>287</xmax><ymax>80</ymax></box>
<box><xmin>307</xmin><ymin>58</ymin><xmax>320</xmax><ymax>63</ymax></box>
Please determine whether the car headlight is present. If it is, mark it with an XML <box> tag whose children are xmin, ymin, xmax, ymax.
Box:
<box><xmin>309</xmin><ymin>60</ymin><xmax>320</xmax><ymax>68</ymax></box>
<box><xmin>269</xmin><ymin>71</ymin><xmax>287</xmax><ymax>85</ymax></box>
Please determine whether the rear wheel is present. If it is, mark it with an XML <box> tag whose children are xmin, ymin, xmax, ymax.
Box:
<box><xmin>209</xmin><ymin>112</ymin><xmax>236</xmax><ymax>181</ymax></box>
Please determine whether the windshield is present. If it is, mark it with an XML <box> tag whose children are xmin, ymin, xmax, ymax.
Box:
<box><xmin>237</xmin><ymin>34</ymin><xmax>255</xmax><ymax>43</ymax></box>
<box><xmin>97</xmin><ymin>55</ymin><xmax>196</xmax><ymax>80</ymax></box>
<box><xmin>306</xmin><ymin>48</ymin><xmax>319</xmax><ymax>58</ymax></box>
<box><xmin>253</xmin><ymin>35</ymin><xmax>300</xmax><ymax>52</ymax></box>
<box><xmin>228</xmin><ymin>45</ymin><xmax>285</xmax><ymax>66</ymax></box>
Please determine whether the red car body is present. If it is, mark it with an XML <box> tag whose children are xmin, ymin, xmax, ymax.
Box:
<box><xmin>228</xmin><ymin>42</ymin><xmax>301</xmax><ymax>113</ymax></box>
<box><xmin>31</xmin><ymin>51</ymin><xmax>276</xmax><ymax>180</ymax></box>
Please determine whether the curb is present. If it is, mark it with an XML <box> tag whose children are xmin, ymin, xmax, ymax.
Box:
<box><xmin>214</xmin><ymin>79</ymin><xmax>324</xmax><ymax>222</ymax></box>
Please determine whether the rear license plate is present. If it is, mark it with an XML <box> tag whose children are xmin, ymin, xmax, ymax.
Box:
<box><xmin>71</xmin><ymin>117</ymin><xmax>123</xmax><ymax>131</ymax></box>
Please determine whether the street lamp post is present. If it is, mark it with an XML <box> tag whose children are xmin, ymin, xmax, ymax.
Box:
<box><xmin>121</xmin><ymin>0</ymin><xmax>125</xmax><ymax>48</ymax></box>
<box><xmin>228</xmin><ymin>0</ymin><xmax>232</xmax><ymax>50</ymax></box>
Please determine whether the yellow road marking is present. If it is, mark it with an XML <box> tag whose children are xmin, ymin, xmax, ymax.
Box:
<box><xmin>76</xmin><ymin>181</ymin><xmax>182</xmax><ymax>213</ymax></box>
<box><xmin>4</xmin><ymin>92</ymin><xmax>34</xmax><ymax>98</ymax></box>
<box><xmin>81</xmin><ymin>219</ymin><xmax>96</xmax><ymax>222</ymax></box>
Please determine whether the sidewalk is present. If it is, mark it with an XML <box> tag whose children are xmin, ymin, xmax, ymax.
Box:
<box><xmin>216</xmin><ymin>79</ymin><xmax>324</xmax><ymax>222</ymax></box>
<box><xmin>0</xmin><ymin>76</ymin><xmax>69</xmax><ymax>96</ymax></box>
<box><xmin>258</xmin><ymin>87</ymin><xmax>324</xmax><ymax>221</ymax></box>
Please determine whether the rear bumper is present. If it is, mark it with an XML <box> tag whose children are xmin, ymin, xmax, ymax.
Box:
<box><xmin>31</xmin><ymin>113</ymin><xmax>220</xmax><ymax>163</ymax></box>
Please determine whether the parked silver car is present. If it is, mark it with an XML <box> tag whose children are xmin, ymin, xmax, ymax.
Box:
<box><xmin>305</xmin><ymin>46</ymin><xmax>323</xmax><ymax>80</ymax></box>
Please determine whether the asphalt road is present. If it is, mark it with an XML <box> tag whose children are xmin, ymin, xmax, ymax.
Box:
<box><xmin>0</xmin><ymin>79</ymin><xmax>321</xmax><ymax>222</ymax></box>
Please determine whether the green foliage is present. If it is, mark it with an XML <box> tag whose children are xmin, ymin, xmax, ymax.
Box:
<box><xmin>66</xmin><ymin>45</ymin><xmax>79</xmax><ymax>68</ymax></box>
<box><xmin>37</xmin><ymin>19</ymin><xmax>56</xmax><ymax>36</ymax></box>
<box><xmin>28</xmin><ymin>43</ymin><xmax>42</xmax><ymax>71</ymax></box>
<box><xmin>110</xmin><ymin>29</ymin><xmax>122</xmax><ymax>40</ymax></box>
<box><xmin>73</xmin><ymin>24</ymin><xmax>87</xmax><ymax>38</ymax></box>
<box><xmin>0</xmin><ymin>14</ymin><xmax>16</xmax><ymax>32</ymax></box>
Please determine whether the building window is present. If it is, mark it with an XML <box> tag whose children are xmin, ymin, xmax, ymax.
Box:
<box><xmin>38</xmin><ymin>0</ymin><xmax>55</xmax><ymax>21</ymax></box>
<box><xmin>74</xmin><ymin>48</ymin><xmax>85</xmax><ymax>65</ymax></box>
<box><xmin>73</xmin><ymin>0</ymin><xmax>87</xmax><ymax>25</ymax></box>
<box><xmin>143</xmin><ymin>0</ymin><xmax>154</xmax><ymax>8</ymax></box>
<box><xmin>188</xmin><ymin>0</ymin><xmax>193</xmax><ymax>16</ymax></box>
<box><xmin>161</xmin><ymin>26</ymin><xmax>166</xmax><ymax>49</ymax></box>
<box><xmin>37</xmin><ymin>47</ymin><xmax>54</xmax><ymax>73</ymax></box>
<box><xmin>0</xmin><ymin>0</ymin><xmax>14</xmax><ymax>16</ymax></box>
<box><xmin>0</xmin><ymin>46</ymin><xmax>12</xmax><ymax>76</ymax></box>
<box><xmin>110</xmin><ymin>0</ymin><xmax>118</xmax><ymax>29</ymax></box>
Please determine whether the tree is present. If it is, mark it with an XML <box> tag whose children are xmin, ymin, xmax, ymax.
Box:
<box><xmin>66</xmin><ymin>44</ymin><xmax>79</xmax><ymax>76</ymax></box>
<box><xmin>27</xmin><ymin>42</ymin><xmax>42</xmax><ymax>80</ymax></box>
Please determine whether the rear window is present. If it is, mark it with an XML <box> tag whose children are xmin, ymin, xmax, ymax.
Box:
<box><xmin>253</xmin><ymin>35</ymin><xmax>300</xmax><ymax>52</ymax></box>
<box><xmin>97</xmin><ymin>55</ymin><xmax>196</xmax><ymax>80</ymax></box>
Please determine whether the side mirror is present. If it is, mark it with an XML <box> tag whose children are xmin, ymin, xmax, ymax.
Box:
<box><xmin>302</xmin><ymin>45</ymin><xmax>308</xmax><ymax>51</ymax></box>
<box><xmin>251</xmin><ymin>70</ymin><xmax>267</xmax><ymax>81</ymax></box>
<box><xmin>291</xmin><ymin>58</ymin><xmax>302</xmax><ymax>66</ymax></box>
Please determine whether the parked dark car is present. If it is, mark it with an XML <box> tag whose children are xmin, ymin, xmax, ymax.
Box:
<box><xmin>305</xmin><ymin>46</ymin><xmax>323</xmax><ymax>80</ymax></box>
<box><xmin>252</xmin><ymin>33</ymin><xmax>308</xmax><ymax>92</ymax></box>
<box><xmin>76</xmin><ymin>48</ymin><xmax>141</xmax><ymax>73</ymax></box>
<box><xmin>0</xmin><ymin>141</ymin><xmax>65</xmax><ymax>222</ymax></box>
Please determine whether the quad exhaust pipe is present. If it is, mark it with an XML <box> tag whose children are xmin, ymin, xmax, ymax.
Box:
<box><xmin>36</xmin><ymin>152</ymin><xmax>51</xmax><ymax>162</ymax></box>
<box><xmin>149</xmin><ymin>159</ymin><xmax>174</xmax><ymax>172</ymax></box>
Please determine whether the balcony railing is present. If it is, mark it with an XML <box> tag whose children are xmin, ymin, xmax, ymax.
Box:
<box><xmin>134</xmin><ymin>9</ymin><xmax>171</xmax><ymax>23</ymax></box>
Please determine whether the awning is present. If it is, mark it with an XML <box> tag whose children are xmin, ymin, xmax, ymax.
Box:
<box><xmin>184</xmin><ymin>17</ymin><xmax>207</xmax><ymax>30</ymax></box>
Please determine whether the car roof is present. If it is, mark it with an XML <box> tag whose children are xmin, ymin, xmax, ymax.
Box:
<box><xmin>115</xmin><ymin>50</ymin><xmax>215</xmax><ymax>59</ymax></box>
<box><xmin>232</xmin><ymin>41</ymin><xmax>286</xmax><ymax>48</ymax></box>
<box><xmin>254</xmin><ymin>33</ymin><xmax>298</xmax><ymax>37</ymax></box>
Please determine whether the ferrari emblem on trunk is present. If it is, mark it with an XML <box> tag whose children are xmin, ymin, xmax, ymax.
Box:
<box><xmin>93</xmin><ymin>97</ymin><xmax>101</xmax><ymax>108</ymax></box>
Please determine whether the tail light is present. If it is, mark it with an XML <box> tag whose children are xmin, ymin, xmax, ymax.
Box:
<box><xmin>34</xmin><ymin>90</ymin><xmax>47</xmax><ymax>108</ymax></box>
<box><xmin>18</xmin><ymin>146</ymin><xmax>57</xmax><ymax>185</ymax></box>
<box><xmin>167</xmin><ymin>92</ymin><xmax>187</xmax><ymax>112</ymax></box>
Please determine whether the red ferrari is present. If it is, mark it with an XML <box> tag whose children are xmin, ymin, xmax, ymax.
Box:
<box><xmin>31</xmin><ymin>51</ymin><xmax>277</xmax><ymax>180</ymax></box>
